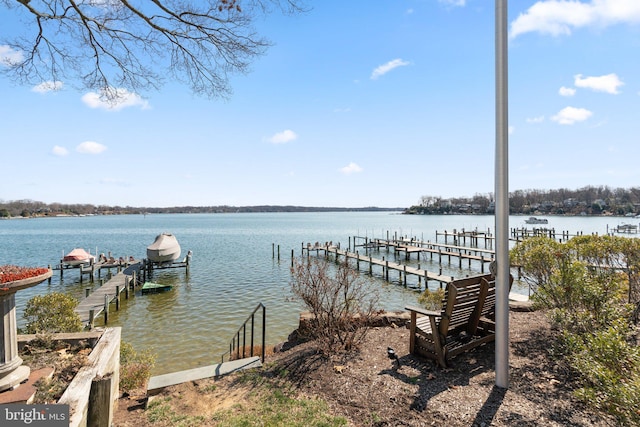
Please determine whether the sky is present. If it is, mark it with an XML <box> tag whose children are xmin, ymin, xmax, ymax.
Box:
<box><xmin>1</xmin><ymin>0</ymin><xmax>640</xmax><ymax>209</ymax></box>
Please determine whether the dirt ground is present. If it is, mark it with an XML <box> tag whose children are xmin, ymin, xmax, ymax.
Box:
<box><xmin>114</xmin><ymin>309</ymin><xmax>618</xmax><ymax>426</ymax></box>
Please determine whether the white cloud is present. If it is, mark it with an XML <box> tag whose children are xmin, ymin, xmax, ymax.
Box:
<box><xmin>559</xmin><ymin>86</ymin><xmax>576</xmax><ymax>96</ymax></box>
<box><xmin>574</xmin><ymin>73</ymin><xmax>623</xmax><ymax>94</ymax></box>
<box><xmin>32</xmin><ymin>81</ymin><xmax>64</xmax><ymax>93</ymax></box>
<box><xmin>267</xmin><ymin>129</ymin><xmax>298</xmax><ymax>144</ymax></box>
<box><xmin>551</xmin><ymin>106</ymin><xmax>593</xmax><ymax>125</ymax></box>
<box><xmin>0</xmin><ymin>45</ymin><xmax>23</xmax><ymax>66</ymax></box>
<box><xmin>510</xmin><ymin>0</ymin><xmax>640</xmax><ymax>38</ymax></box>
<box><xmin>76</xmin><ymin>141</ymin><xmax>107</xmax><ymax>154</ymax></box>
<box><xmin>81</xmin><ymin>87</ymin><xmax>149</xmax><ymax>111</ymax></box>
<box><xmin>51</xmin><ymin>146</ymin><xmax>69</xmax><ymax>156</ymax></box>
<box><xmin>371</xmin><ymin>59</ymin><xmax>410</xmax><ymax>80</ymax></box>
<box><xmin>526</xmin><ymin>116</ymin><xmax>545</xmax><ymax>123</ymax></box>
<box><xmin>340</xmin><ymin>162</ymin><xmax>363</xmax><ymax>175</ymax></box>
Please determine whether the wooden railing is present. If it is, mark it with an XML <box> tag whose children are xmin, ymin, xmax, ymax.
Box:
<box><xmin>220</xmin><ymin>303</ymin><xmax>266</xmax><ymax>363</ymax></box>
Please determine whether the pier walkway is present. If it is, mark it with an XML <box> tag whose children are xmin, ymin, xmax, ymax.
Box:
<box><xmin>305</xmin><ymin>245</ymin><xmax>455</xmax><ymax>287</ymax></box>
<box><xmin>75</xmin><ymin>263</ymin><xmax>142</xmax><ymax>327</ymax></box>
<box><xmin>348</xmin><ymin>237</ymin><xmax>495</xmax><ymax>273</ymax></box>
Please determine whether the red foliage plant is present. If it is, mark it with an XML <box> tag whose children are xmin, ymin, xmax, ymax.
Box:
<box><xmin>0</xmin><ymin>265</ymin><xmax>50</xmax><ymax>284</ymax></box>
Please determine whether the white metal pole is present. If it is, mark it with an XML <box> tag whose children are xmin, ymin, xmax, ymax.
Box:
<box><xmin>495</xmin><ymin>0</ymin><xmax>510</xmax><ymax>389</ymax></box>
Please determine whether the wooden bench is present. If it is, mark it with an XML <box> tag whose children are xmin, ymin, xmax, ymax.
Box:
<box><xmin>406</xmin><ymin>274</ymin><xmax>497</xmax><ymax>368</ymax></box>
<box><xmin>476</xmin><ymin>274</ymin><xmax>514</xmax><ymax>335</ymax></box>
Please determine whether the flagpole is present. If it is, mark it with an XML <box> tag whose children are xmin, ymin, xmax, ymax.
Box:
<box><xmin>495</xmin><ymin>0</ymin><xmax>510</xmax><ymax>389</ymax></box>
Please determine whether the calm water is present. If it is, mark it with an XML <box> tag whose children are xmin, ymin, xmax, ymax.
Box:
<box><xmin>0</xmin><ymin>212</ymin><xmax>629</xmax><ymax>374</ymax></box>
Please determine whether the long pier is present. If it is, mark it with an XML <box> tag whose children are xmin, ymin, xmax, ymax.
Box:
<box><xmin>350</xmin><ymin>237</ymin><xmax>495</xmax><ymax>272</ymax></box>
<box><xmin>303</xmin><ymin>244</ymin><xmax>455</xmax><ymax>288</ymax></box>
<box><xmin>74</xmin><ymin>263</ymin><xmax>142</xmax><ymax>328</ymax></box>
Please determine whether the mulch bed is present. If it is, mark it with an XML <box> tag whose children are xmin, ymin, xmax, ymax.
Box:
<box><xmin>114</xmin><ymin>309</ymin><xmax>618</xmax><ymax>426</ymax></box>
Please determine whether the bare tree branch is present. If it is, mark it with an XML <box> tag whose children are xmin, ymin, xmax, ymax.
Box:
<box><xmin>0</xmin><ymin>0</ymin><xmax>307</xmax><ymax>99</ymax></box>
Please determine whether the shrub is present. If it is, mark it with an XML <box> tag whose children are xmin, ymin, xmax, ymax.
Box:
<box><xmin>22</xmin><ymin>292</ymin><xmax>83</xmax><ymax>334</ymax></box>
<box><xmin>418</xmin><ymin>287</ymin><xmax>445</xmax><ymax>311</ymax></box>
<box><xmin>290</xmin><ymin>257</ymin><xmax>380</xmax><ymax>354</ymax></box>
<box><xmin>511</xmin><ymin>235</ymin><xmax>640</xmax><ymax>425</ymax></box>
<box><xmin>563</xmin><ymin>319</ymin><xmax>640</xmax><ymax>426</ymax></box>
<box><xmin>119</xmin><ymin>341</ymin><xmax>156</xmax><ymax>393</ymax></box>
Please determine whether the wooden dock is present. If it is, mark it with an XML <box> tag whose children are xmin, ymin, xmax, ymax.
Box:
<box><xmin>351</xmin><ymin>237</ymin><xmax>495</xmax><ymax>272</ymax></box>
<box><xmin>75</xmin><ymin>263</ymin><xmax>142</xmax><ymax>328</ymax></box>
<box><xmin>50</xmin><ymin>258</ymin><xmax>140</xmax><ymax>284</ymax></box>
<box><xmin>306</xmin><ymin>245</ymin><xmax>455</xmax><ymax>287</ymax></box>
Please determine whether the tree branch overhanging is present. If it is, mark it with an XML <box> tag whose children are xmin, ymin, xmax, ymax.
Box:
<box><xmin>2</xmin><ymin>0</ymin><xmax>308</xmax><ymax>99</ymax></box>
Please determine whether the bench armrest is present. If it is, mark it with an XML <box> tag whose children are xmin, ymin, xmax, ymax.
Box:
<box><xmin>405</xmin><ymin>305</ymin><xmax>442</xmax><ymax>318</ymax></box>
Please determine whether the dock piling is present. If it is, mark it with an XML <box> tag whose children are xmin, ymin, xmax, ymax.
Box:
<box><xmin>103</xmin><ymin>294</ymin><xmax>109</xmax><ymax>324</ymax></box>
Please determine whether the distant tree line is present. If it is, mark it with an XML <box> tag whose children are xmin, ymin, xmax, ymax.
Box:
<box><xmin>4</xmin><ymin>186</ymin><xmax>640</xmax><ymax>218</ymax></box>
<box><xmin>0</xmin><ymin>200</ymin><xmax>402</xmax><ymax>218</ymax></box>
<box><xmin>406</xmin><ymin>186</ymin><xmax>640</xmax><ymax>216</ymax></box>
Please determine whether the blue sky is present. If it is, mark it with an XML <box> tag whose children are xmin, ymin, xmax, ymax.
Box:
<box><xmin>1</xmin><ymin>0</ymin><xmax>639</xmax><ymax>208</ymax></box>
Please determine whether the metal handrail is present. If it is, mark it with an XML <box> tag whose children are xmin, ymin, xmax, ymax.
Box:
<box><xmin>220</xmin><ymin>303</ymin><xmax>266</xmax><ymax>363</ymax></box>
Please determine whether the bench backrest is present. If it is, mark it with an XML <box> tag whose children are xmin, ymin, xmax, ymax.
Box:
<box><xmin>438</xmin><ymin>274</ymin><xmax>492</xmax><ymax>336</ymax></box>
<box><xmin>479</xmin><ymin>274</ymin><xmax>514</xmax><ymax>320</ymax></box>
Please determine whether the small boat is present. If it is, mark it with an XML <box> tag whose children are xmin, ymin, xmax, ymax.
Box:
<box><xmin>62</xmin><ymin>248</ymin><xmax>95</xmax><ymax>266</ymax></box>
<box><xmin>146</xmin><ymin>233</ymin><xmax>181</xmax><ymax>263</ymax></box>
<box><xmin>614</xmin><ymin>223</ymin><xmax>638</xmax><ymax>234</ymax></box>
<box><xmin>141</xmin><ymin>281</ymin><xmax>173</xmax><ymax>294</ymax></box>
<box><xmin>524</xmin><ymin>217</ymin><xmax>548</xmax><ymax>224</ymax></box>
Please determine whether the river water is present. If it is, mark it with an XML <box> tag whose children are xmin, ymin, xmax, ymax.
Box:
<box><xmin>0</xmin><ymin>212</ymin><xmax>631</xmax><ymax>374</ymax></box>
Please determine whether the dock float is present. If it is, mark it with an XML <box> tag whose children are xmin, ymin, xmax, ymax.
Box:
<box><xmin>141</xmin><ymin>282</ymin><xmax>173</xmax><ymax>294</ymax></box>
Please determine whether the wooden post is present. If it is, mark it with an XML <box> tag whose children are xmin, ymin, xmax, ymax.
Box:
<box><xmin>356</xmin><ymin>251</ymin><xmax>359</xmax><ymax>270</ymax></box>
<box><xmin>86</xmin><ymin>288</ymin><xmax>91</xmax><ymax>298</ymax></box>
<box><xmin>291</xmin><ymin>249</ymin><xmax>294</xmax><ymax>268</ymax></box>
<box><xmin>369</xmin><ymin>256</ymin><xmax>372</xmax><ymax>274</ymax></box>
<box><xmin>89</xmin><ymin>309</ymin><xmax>95</xmax><ymax>329</ymax></box>
<box><xmin>88</xmin><ymin>374</ymin><xmax>114</xmax><ymax>427</ymax></box>
<box><xmin>103</xmin><ymin>295</ymin><xmax>109</xmax><ymax>324</ymax></box>
<box><xmin>60</xmin><ymin>262</ymin><xmax>64</xmax><ymax>278</ymax></box>
<box><xmin>403</xmin><ymin>265</ymin><xmax>407</xmax><ymax>287</ymax></box>
<box><xmin>385</xmin><ymin>260</ymin><xmax>389</xmax><ymax>281</ymax></box>
<box><xmin>272</xmin><ymin>243</ymin><xmax>275</xmax><ymax>258</ymax></box>
<box><xmin>115</xmin><ymin>286</ymin><xmax>120</xmax><ymax>310</ymax></box>
<box><xmin>48</xmin><ymin>265</ymin><xmax>52</xmax><ymax>284</ymax></box>
<box><xmin>125</xmin><ymin>277</ymin><xmax>130</xmax><ymax>299</ymax></box>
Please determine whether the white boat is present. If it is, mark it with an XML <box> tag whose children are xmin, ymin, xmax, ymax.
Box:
<box><xmin>524</xmin><ymin>217</ymin><xmax>548</xmax><ymax>224</ymax></box>
<box><xmin>614</xmin><ymin>223</ymin><xmax>638</xmax><ymax>234</ymax></box>
<box><xmin>62</xmin><ymin>248</ymin><xmax>95</xmax><ymax>266</ymax></box>
<box><xmin>147</xmin><ymin>233</ymin><xmax>181</xmax><ymax>263</ymax></box>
